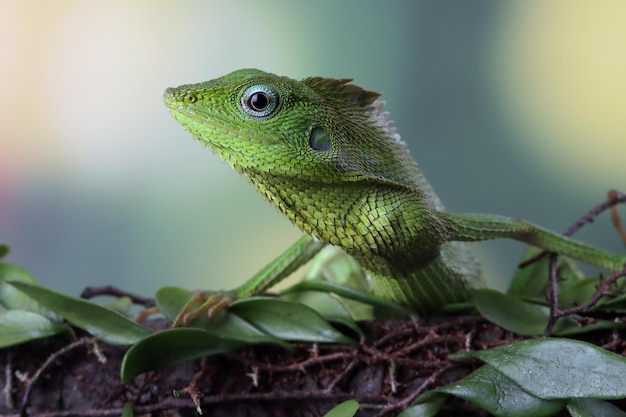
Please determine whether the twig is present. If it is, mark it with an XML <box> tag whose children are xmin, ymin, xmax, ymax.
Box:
<box><xmin>80</xmin><ymin>286</ymin><xmax>155</xmax><ymax>307</ymax></box>
<box><xmin>3</xmin><ymin>351</ymin><xmax>13</xmax><ymax>409</ymax></box>
<box><xmin>20</xmin><ymin>338</ymin><xmax>97</xmax><ymax>416</ymax></box>
<box><xmin>609</xmin><ymin>190</ymin><xmax>626</xmax><ymax>246</ymax></box>
<box><xmin>563</xmin><ymin>189</ymin><xmax>626</xmax><ymax>238</ymax></box>
<box><xmin>557</xmin><ymin>269</ymin><xmax>626</xmax><ymax>316</ymax></box>
<box><xmin>543</xmin><ymin>253</ymin><xmax>560</xmax><ymax>336</ymax></box>
<box><xmin>374</xmin><ymin>364</ymin><xmax>453</xmax><ymax>417</ymax></box>
<box><xmin>519</xmin><ymin>189</ymin><xmax>626</xmax><ymax>269</ymax></box>
<box><xmin>515</xmin><ymin>189</ymin><xmax>626</xmax><ymax>336</ymax></box>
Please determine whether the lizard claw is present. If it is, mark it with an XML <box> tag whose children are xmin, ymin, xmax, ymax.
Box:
<box><xmin>171</xmin><ymin>291</ymin><xmax>236</xmax><ymax>327</ymax></box>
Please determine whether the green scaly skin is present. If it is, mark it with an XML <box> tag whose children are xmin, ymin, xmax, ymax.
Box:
<box><xmin>163</xmin><ymin>69</ymin><xmax>626</xmax><ymax>316</ymax></box>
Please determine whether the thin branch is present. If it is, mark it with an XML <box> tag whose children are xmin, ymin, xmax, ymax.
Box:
<box><xmin>513</xmin><ymin>189</ymin><xmax>626</xmax><ymax>336</ymax></box>
<box><xmin>563</xmin><ymin>189</ymin><xmax>626</xmax><ymax>238</ymax></box>
<box><xmin>609</xmin><ymin>190</ymin><xmax>626</xmax><ymax>246</ymax></box>
<box><xmin>543</xmin><ymin>253</ymin><xmax>561</xmax><ymax>336</ymax></box>
<box><xmin>520</xmin><ymin>189</ymin><xmax>626</xmax><ymax>269</ymax></box>
<box><xmin>374</xmin><ymin>364</ymin><xmax>453</xmax><ymax>417</ymax></box>
<box><xmin>556</xmin><ymin>267</ymin><xmax>626</xmax><ymax>318</ymax></box>
<box><xmin>20</xmin><ymin>338</ymin><xmax>97</xmax><ymax>416</ymax></box>
<box><xmin>80</xmin><ymin>286</ymin><xmax>155</xmax><ymax>307</ymax></box>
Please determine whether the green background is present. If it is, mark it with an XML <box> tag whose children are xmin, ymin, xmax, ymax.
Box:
<box><xmin>1</xmin><ymin>1</ymin><xmax>624</xmax><ymax>297</ymax></box>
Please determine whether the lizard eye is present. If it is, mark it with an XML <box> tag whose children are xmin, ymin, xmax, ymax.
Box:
<box><xmin>309</xmin><ymin>127</ymin><xmax>331</xmax><ymax>152</ymax></box>
<box><xmin>241</xmin><ymin>85</ymin><xmax>279</xmax><ymax>118</ymax></box>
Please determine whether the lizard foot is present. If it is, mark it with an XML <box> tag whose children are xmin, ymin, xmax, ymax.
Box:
<box><xmin>172</xmin><ymin>291</ymin><xmax>236</xmax><ymax>327</ymax></box>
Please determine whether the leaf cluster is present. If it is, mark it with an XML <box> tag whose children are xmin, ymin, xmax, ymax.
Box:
<box><xmin>2</xmin><ymin>241</ymin><xmax>626</xmax><ymax>417</ymax></box>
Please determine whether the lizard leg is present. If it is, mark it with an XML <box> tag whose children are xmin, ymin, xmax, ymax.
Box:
<box><xmin>172</xmin><ymin>235</ymin><xmax>326</xmax><ymax>326</ymax></box>
<box><xmin>172</xmin><ymin>292</ymin><xmax>235</xmax><ymax>327</ymax></box>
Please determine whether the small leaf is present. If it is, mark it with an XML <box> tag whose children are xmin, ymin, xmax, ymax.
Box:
<box><xmin>283</xmin><ymin>279</ymin><xmax>414</xmax><ymax>316</ymax></box>
<box><xmin>398</xmin><ymin>394</ymin><xmax>445</xmax><ymax>417</ymax></box>
<box><xmin>508</xmin><ymin>246</ymin><xmax>552</xmax><ymax>297</ymax></box>
<box><xmin>281</xmin><ymin>290</ymin><xmax>363</xmax><ymax>337</ymax></box>
<box><xmin>0</xmin><ymin>310</ymin><xmax>68</xmax><ymax>348</ymax></box>
<box><xmin>437</xmin><ymin>364</ymin><xmax>565</xmax><ymax>417</ymax></box>
<box><xmin>121</xmin><ymin>402</ymin><xmax>134</xmax><ymax>417</ymax></box>
<box><xmin>322</xmin><ymin>400</ymin><xmax>360</xmax><ymax>417</ymax></box>
<box><xmin>304</xmin><ymin>246</ymin><xmax>374</xmax><ymax>320</ymax></box>
<box><xmin>469</xmin><ymin>338</ymin><xmax>626</xmax><ymax>399</ymax></box>
<box><xmin>473</xmin><ymin>288</ymin><xmax>595</xmax><ymax>336</ymax></box>
<box><xmin>9</xmin><ymin>281</ymin><xmax>151</xmax><ymax>345</ymax></box>
<box><xmin>155</xmin><ymin>286</ymin><xmax>206</xmax><ymax>324</ymax></box>
<box><xmin>0</xmin><ymin>263</ymin><xmax>53</xmax><ymax>317</ymax></box>
<box><xmin>567</xmin><ymin>398</ymin><xmax>626</xmax><ymax>417</ymax></box>
<box><xmin>594</xmin><ymin>292</ymin><xmax>626</xmax><ymax>312</ymax></box>
<box><xmin>156</xmin><ymin>286</ymin><xmax>292</xmax><ymax>349</ymax></box>
<box><xmin>211</xmin><ymin>312</ymin><xmax>293</xmax><ymax>349</ymax></box>
<box><xmin>101</xmin><ymin>296</ymin><xmax>133</xmax><ymax>316</ymax></box>
<box><xmin>557</xmin><ymin>257</ymin><xmax>589</xmax><ymax>290</ymax></box>
<box><xmin>305</xmin><ymin>247</ymin><xmax>367</xmax><ymax>290</ymax></box>
<box><xmin>555</xmin><ymin>319</ymin><xmax>623</xmax><ymax>336</ymax></box>
<box><xmin>558</xmin><ymin>275</ymin><xmax>601</xmax><ymax>308</ymax></box>
<box><xmin>230</xmin><ymin>297</ymin><xmax>356</xmax><ymax>344</ymax></box>
<box><xmin>0</xmin><ymin>245</ymin><xmax>9</xmax><ymax>259</ymax></box>
<box><xmin>472</xmin><ymin>289</ymin><xmax>619</xmax><ymax>337</ymax></box>
<box><xmin>473</xmin><ymin>289</ymin><xmax>549</xmax><ymax>336</ymax></box>
<box><xmin>120</xmin><ymin>328</ymin><xmax>243</xmax><ymax>381</ymax></box>
<box><xmin>508</xmin><ymin>247</ymin><xmax>584</xmax><ymax>298</ymax></box>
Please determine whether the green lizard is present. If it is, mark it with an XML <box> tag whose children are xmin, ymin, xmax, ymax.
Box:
<box><xmin>163</xmin><ymin>68</ymin><xmax>626</xmax><ymax>323</ymax></box>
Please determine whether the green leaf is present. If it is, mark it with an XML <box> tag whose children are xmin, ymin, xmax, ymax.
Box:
<box><xmin>121</xmin><ymin>402</ymin><xmax>134</xmax><ymax>417</ymax></box>
<box><xmin>230</xmin><ymin>297</ymin><xmax>356</xmax><ymax>344</ymax></box>
<box><xmin>8</xmin><ymin>281</ymin><xmax>151</xmax><ymax>345</ymax></box>
<box><xmin>555</xmin><ymin>319</ymin><xmax>623</xmax><ymax>336</ymax></box>
<box><xmin>557</xmin><ymin>257</ymin><xmax>590</xmax><ymax>290</ymax></box>
<box><xmin>322</xmin><ymin>400</ymin><xmax>360</xmax><ymax>417</ymax></box>
<box><xmin>437</xmin><ymin>364</ymin><xmax>565</xmax><ymax>417</ymax></box>
<box><xmin>0</xmin><ymin>310</ymin><xmax>68</xmax><ymax>348</ymax></box>
<box><xmin>473</xmin><ymin>289</ymin><xmax>550</xmax><ymax>336</ymax></box>
<box><xmin>594</xmin><ymin>292</ymin><xmax>626</xmax><ymax>312</ymax></box>
<box><xmin>304</xmin><ymin>247</ymin><xmax>367</xmax><ymax>291</ymax></box>
<box><xmin>0</xmin><ymin>263</ymin><xmax>53</xmax><ymax>317</ymax></box>
<box><xmin>101</xmin><ymin>296</ymin><xmax>133</xmax><ymax>317</ymax></box>
<box><xmin>155</xmin><ymin>287</ymin><xmax>292</xmax><ymax>349</ymax></box>
<box><xmin>508</xmin><ymin>246</ymin><xmax>552</xmax><ymax>297</ymax></box>
<box><xmin>472</xmin><ymin>289</ymin><xmax>621</xmax><ymax>336</ymax></box>
<box><xmin>281</xmin><ymin>290</ymin><xmax>364</xmax><ymax>337</ymax></box>
<box><xmin>558</xmin><ymin>275</ymin><xmax>602</xmax><ymax>308</ymax></box>
<box><xmin>0</xmin><ymin>244</ymin><xmax>9</xmax><ymax>259</ymax></box>
<box><xmin>567</xmin><ymin>398</ymin><xmax>626</xmax><ymax>417</ymax></box>
<box><xmin>283</xmin><ymin>279</ymin><xmax>414</xmax><ymax>317</ymax></box>
<box><xmin>211</xmin><ymin>312</ymin><xmax>294</xmax><ymax>349</ymax></box>
<box><xmin>508</xmin><ymin>246</ymin><xmax>584</xmax><ymax>298</ymax></box>
<box><xmin>156</xmin><ymin>286</ymin><xmax>206</xmax><ymax>323</ymax></box>
<box><xmin>303</xmin><ymin>246</ymin><xmax>374</xmax><ymax>320</ymax></box>
<box><xmin>469</xmin><ymin>338</ymin><xmax>626</xmax><ymax>399</ymax></box>
<box><xmin>398</xmin><ymin>394</ymin><xmax>445</xmax><ymax>417</ymax></box>
<box><xmin>120</xmin><ymin>328</ymin><xmax>244</xmax><ymax>381</ymax></box>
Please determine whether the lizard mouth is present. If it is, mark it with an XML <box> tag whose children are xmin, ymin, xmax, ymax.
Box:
<box><xmin>163</xmin><ymin>101</ymin><xmax>282</xmax><ymax>170</ymax></box>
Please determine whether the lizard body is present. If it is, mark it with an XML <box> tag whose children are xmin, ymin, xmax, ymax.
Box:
<box><xmin>163</xmin><ymin>69</ymin><xmax>625</xmax><ymax>315</ymax></box>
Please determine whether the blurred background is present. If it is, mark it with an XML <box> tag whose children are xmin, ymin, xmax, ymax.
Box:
<box><xmin>1</xmin><ymin>1</ymin><xmax>624</xmax><ymax>298</ymax></box>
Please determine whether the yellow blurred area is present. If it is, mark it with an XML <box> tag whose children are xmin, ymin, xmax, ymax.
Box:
<box><xmin>492</xmin><ymin>1</ymin><xmax>626</xmax><ymax>189</ymax></box>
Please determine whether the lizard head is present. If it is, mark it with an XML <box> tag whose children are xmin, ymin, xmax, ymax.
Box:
<box><xmin>163</xmin><ymin>68</ymin><xmax>422</xmax><ymax>188</ymax></box>
<box><xmin>164</xmin><ymin>69</ymin><xmax>446</xmax><ymax>271</ymax></box>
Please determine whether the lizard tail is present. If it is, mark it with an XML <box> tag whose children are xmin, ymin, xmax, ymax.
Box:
<box><xmin>441</xmin><ymin>212</ymin><xmax>626</xmax><ymax>271</ymax></box>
